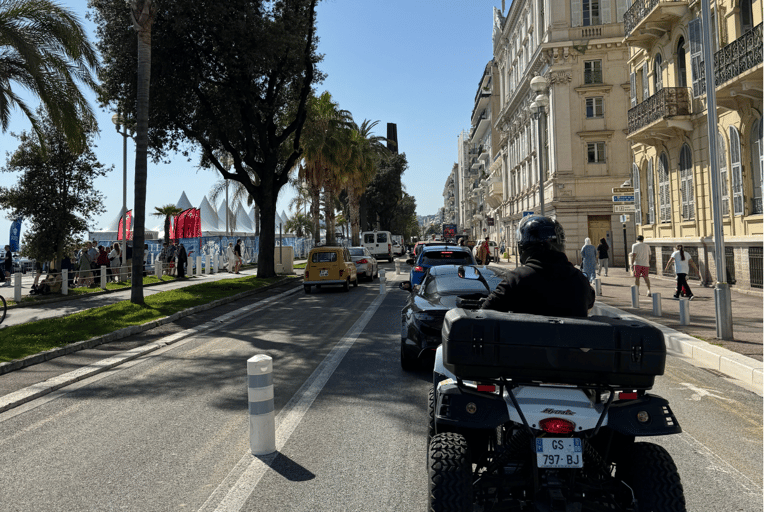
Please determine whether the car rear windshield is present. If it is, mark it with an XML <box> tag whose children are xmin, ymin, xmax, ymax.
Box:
<box><xmin>376</xmin><ymin>233</ymin><xmax>388</xmax><ymax>243</ymax></box>
<box><xmin>435</xmin><ymin>275</ymin><xmax>504</xmax><ymax>296</ymax></box>
<box><xmin>421</xmin><ymin>251</ymin><xmax>473</xmax><ymax>266</ymax></box>
<box><xmin>311</xmin><ymin>252</ymin><xmax>338</xmax><ymax>263</ymax></box>
<box><xmin>349</xmin><ymin>248</ymin><xmax>365</xmax><ymax>256</ymax></box>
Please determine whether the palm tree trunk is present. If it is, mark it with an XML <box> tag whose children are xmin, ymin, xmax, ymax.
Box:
<box><xmin>349</xmin><ymin>188</ymin><xmax>361</xmax><ymax>246</ymax></box>
<box><xmin>324</xmin><ymin>189</ymin><xmax>336</xmax><ymax>246</ymax></box>
<box><xmin>310</xmin><ymin>185</ymin><xmax>321</xmax><ymax>244</ymax></box>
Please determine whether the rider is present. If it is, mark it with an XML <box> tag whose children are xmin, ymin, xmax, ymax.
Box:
<box><xmin>481</xmin><ymin>215</ymin><xmax>594</xmax><ymax>317</ymax></box>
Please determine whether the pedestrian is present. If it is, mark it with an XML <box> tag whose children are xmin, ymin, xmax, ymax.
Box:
<box><xmin>168</xmin><ymin>241</ymin><xmax>177</xmax><ymax>276</ymax></box>
<box><xmin>2</xmin><ymin>245</ymin><xmax>12</xmax><ymax>286</ymax></box>
<box><xmin>457</xmin><ymin>237</ymin><xmax>465</xmax><ymax>247</ymax></box>
<box><xmin>664</xmin><ymin>244</ymin><xmax>699</xmax><ymax>300</ymax></box>
<box><xmin>234</xmin><ymin>239</ymin><xmax>242</xmax><ymax>273</ymax></box>
<box><xmin>109</xmin><ymin>242</ymin><xmax>121</xmax><ymax>282</ymax></box>
<box><xmin>580</xmin><ymin>238</ymin><xmax>598</xmax><ymax>283</ymax></box>
<box><xmin>176</xmin><ymin>242</ymin><xmax>188</xmax><ymax>279</ymax></box>
<box><xmin>77</xmin><ymin>244</ymin><xmax>93</xmax><ymax>287</ymax></box>
<box><xmin>226</xmin><ymin>242</ymin><xmax>235</xmax><ymax>272</ymax></box>
<box><xmin>87</xmin><ymin>241</ymin><xmax>99</xmax><ymax>272</ymax></box>
<box><xmin>630</xmin><ymin>235</ymin><xmax>653</xmax><ymax>297</ymax></box>
<box><xmin>597</xmin><ymin>238</ymin><xmax>610</xmax><ymax>276</ymax></box>
<box><xmin>476</xmin><ymin>237</ymin><xmax>490</xmax><ymax>265</ymax></box>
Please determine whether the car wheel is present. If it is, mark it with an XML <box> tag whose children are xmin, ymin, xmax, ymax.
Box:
<box><xmin>343</xmin><ymin>278</ymin><xmax>350</xmax><ymax>291</ymax></box>
<box><xmin>400</xmin><ymin>340</ymin><xmax>419</xmax><ymax>371</ymax></box>
<box><xmin>352</xmin><ymin>275</ymin><xmax>358</xmax><ymax>287</ymax></box>
<box><xmin>304</xmin><ymin>285</ymin><xmax>311</xmax><ymax>294</ymax></box>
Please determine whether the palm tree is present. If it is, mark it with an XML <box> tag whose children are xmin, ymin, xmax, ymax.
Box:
<box><xmin>344</xmin><ymin>119</ymin><xmax>390</xmax><ymax>246</ymax></box>
<box><xmin>0</xmin><ymin>0</ymin><xmax>99</xmax><ymax>152</ymax></box>
<box><xmin>127</xmin><ymin>0</ymin><xmax>157</xmax><ymax>304</ymax></box>
<box><xmin>152</xmin><ymin>204</ymin><xmax>183</xmax><ymax>244</ymax></box>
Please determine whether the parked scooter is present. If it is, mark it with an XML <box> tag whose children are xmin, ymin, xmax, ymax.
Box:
<box><xmin>427</xmin><ymin>266</ymin><xmax>686</xmax><ymax>511</ymax></box>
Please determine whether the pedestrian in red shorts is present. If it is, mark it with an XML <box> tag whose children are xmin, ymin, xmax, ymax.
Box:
<box><xmin>630</xmin><ymin>235</ymin><xmax>652</xmax><ymax>297</ymax></box>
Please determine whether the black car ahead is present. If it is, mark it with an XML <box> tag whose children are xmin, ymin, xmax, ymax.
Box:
<box><xmin>399</xmin><ymin>264</ymin><xmax>505</xmax><ymax>371</ymax></box>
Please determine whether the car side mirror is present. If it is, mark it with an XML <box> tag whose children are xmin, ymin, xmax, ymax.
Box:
<box><xmin>399</xmin><ymin>281</ymin><xmax>412</xmax><ymax>291</ymax></box>
<box><xmin>458</xmin><ymin>266</ymin><xmax>480</xmax><ymax>280</ymax></box>
<box><xmin>406</xmin><ymin>258</ymin><xmax>414</xmax><ymax>265</ymax></box>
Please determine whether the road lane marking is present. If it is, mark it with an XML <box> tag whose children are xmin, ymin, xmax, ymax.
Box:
<box><xmin>677</xmin><ymin>382</ymin><xmax>737</xmax><ymax>403</ymax></box>
<box><xmin>198</xmin><ymin>288</ymin><xmax>389</xmax><ymax>512</ymax></box>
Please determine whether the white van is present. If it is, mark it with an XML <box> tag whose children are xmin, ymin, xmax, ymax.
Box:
<box><xmin>362</xmin><ymin>230</ymin><xmax>393</xmax><ymax>262</ymax></box>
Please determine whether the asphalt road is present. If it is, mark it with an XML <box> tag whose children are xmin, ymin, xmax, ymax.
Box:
<box><xmin>0</xmin><ymin>266</ymin><xmax>762</xmax><ymax>511</ymax></box>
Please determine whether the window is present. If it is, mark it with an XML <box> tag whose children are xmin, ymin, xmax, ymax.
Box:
<box><xmin>654</xmin><ymin>54</ymin><xmax>663</xmax><ymax>94</ymax></box>
<box><xmin>642</xmin><ymin>61</ymin><xmax>649</xmax><ymax>100</ymax></box>
<box><xmin>630</xmin><ymin>71</ymin><xmax>637</xmax><ymax>107</ymax></box>
<box><xmin>587</xmin><ymin>142</ymin><xmax>606</xmax><ymax>163</ymax></box>
<box><xmin>689</xmin><ymin>17</ymin><xmax>705</xmax><ymax>97</ymax></box>
<box><xmin>658</xmin><ymin>153</ymin><xmax>671</xmax><ymax>222</ymax></box>
<box><xmin>311</xmin><ymin>251</ymin><xmax>337</xmax><ymax>263</ymax></box>
<box><xmin>718</xmin><ymin>134</ymin><xmax>730</xmax><ymax>215</ymax></box>
<box><xmin>586</xmin><ymin>97</ymin><xmax>604</xmax><ymax>118</ymax></box>
<box><xmin>421</xmin><ymin>251</ymin><xmax>474</xmax><ymax>266</ymax></box>
<box><xmin>633</xmin><ymin>164</ymin><xmax>642</xmax><ymax>225</ymax></box>
<box><xmin>750</xmin><ymin>118</ymin><xmax>763</xmax><ymax>214</ymax></box>
<box><xmin>676</xmin><ymin>38</ymin><xmax>687</xmax><ymax>88</ymax></box>
<box><xmin>583</xmin><ymin>0</ymin><xmax>600</xmax><ymax>26</ymax></box>
<box><xmin>584</xmin><ymin>60</ymin><xmax>602</xmax><ymax>84</ymax></box>
<box><xmin>646</xmin><ymin>160</ymin><xmax>656</xmax><ymax>224</ymax></box>
<box><xmin>363</xmin><ymin>234</ymin><xmax>374</xmax><ymax>244</ymax></box>
<box><xmin>680</xmin><ymin>145</ymin><xmax>695</xmax><ymax>220</ymax></box>
<box><xmin>376</xmin><ymin>233</ymin><xmax>389</xmax><ymax>243</ymax></box>
<box><xmin>740</xmin><ymin>0</ymin><xmax>753</xmax><ymax>35</ymax></box>
<box><xmin>730</xmin><ymin>126</ymin><xmax>744</xmax><ymax>215</ymax></box>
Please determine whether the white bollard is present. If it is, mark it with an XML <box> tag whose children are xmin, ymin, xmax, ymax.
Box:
<box><xmin>14</xmin><ymin>272</ymin><xmax>21</xmax><ymax>303</ymax></box>
<box><xmin>62</xmin><ymin>269</ymin><xmax>68</xmax><ymax>295</ymax></box>
<box><xmin>155</xmin><ymin>259</ymin><xmax>163</xmax><ymax>280</ymax></box>
<box><xmin>248</xmin><ymin>354</ymin><xmax>275</xmax><ymax>455</ymax></box>
<box><xmin>379</xmin><ymin>269</ymin><xmax>386</xmax><ymax>294</ymax></box>
<box><xmin>196</xmin><ymin>255</ymin><xmax>202</xmax><ymax>276</ymax></box>
<box><xmin>100</xmin><ymin>265</ymin><xmax>107</xmax><ymax>289</ymax></box>
<box><xmin>206</xmin><ymin>254</ymin><xmax>212</xmax><ymax>275</ymax></box>
<box><xmin>187</xmin><ymin>255</ymin><xmax>193</xmax><ymax>276</ymax></box>
<box><xmin>630</xmin><ymin>285</ymin><xmax>639</xmax><ymax>308</ymax></box>
<box><xmin>679</xmin><ymin>298</ymin><xmax>690</xmax><ymax>325</ymax></box>
<box><xmin>594</xmin><ymin>278</ymin><xmax>602</xmax><ymax>296</ymax></box>
<box><xmin>395</xmin><ymin>260</ymin><xmax>400</xmax><ymax>275</ymax></box>
<box><xmin>652</xmin><ymin>292</ymin><xmax>662</xmax><ymax>316</ymax></box>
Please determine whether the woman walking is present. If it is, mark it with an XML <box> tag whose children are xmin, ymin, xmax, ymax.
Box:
<box><xmin>580</xmin><ymin>238</ymin><xmax>598</xmax><ymax>283</ymax></box>
<box><xmin>664</xmin><ymin>245</ymin><xmax>699</xmax><ymax>299</ymax></box>
<box><xmin>597</xmin><ymin>238</ymin><xmax>610</xmax><ymax>277</ymax></box>
<box><xmin>108</xmin><ymin>243</ymin><xmax>121</xmax><ymax>282</ymax></box>
<box><xmin>226</xmin><ymin>242</ymin><xmax>235</xmax><ymax>272</ymax></box>
<box><xmin>233</xmin><ymin>239</ymin><xmax>242</xmax><ymax>274</ymax></box>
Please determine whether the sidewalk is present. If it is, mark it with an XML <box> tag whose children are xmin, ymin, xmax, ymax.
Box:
<box><xmin>488</xmin><ymin>259</ymin><xmax>763</xmax><ymax>391</ymax></box>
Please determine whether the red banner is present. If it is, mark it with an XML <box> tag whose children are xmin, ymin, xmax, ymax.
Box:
<box><xmin>118</xmin><ymin>210</ymin><xmax>133</xmax><ymax>240</ymax></box>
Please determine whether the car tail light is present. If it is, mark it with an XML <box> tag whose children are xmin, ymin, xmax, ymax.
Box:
<box><xmin>476</xmin><ymin>384</ymin><xmax>496</xmax><ymax>393</ymax></box>
<box><xmin>414</xmin><ymin>266</ymin><xmax>424</xmax><ymax>272</ymax></box>
<box><xmin>539</xmin><ymin>418</ymin><xmax>575</xmax><ymax>434</ymax></box>
<box><xmin>388</xmin><ymin>243</ymin><xmax>391</xmax><ymax>253</ymax></box>
<box><xmin>618</xmin><ymin>392</ymin><xmax>638</xmax><ymax>400</ymax></box>
<box><xmin>339</xmin><ymin>269</ymin><xmax>344</xmax><ymax>277</ymax></box>
<box><xmin>304</xmin><ymin>270</ymin><xmax>308</xmax><ymax>278</ymax></box>
<box><xmin>358</xmin><ymin>258</ymin><xmax>368</xmax><ymax>264</ymax></box>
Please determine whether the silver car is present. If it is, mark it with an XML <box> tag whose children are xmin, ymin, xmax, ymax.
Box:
<box><xmin>349</xmin><ymin>247</ymin><xmax>379</xmax><ymax>281</ymax></box>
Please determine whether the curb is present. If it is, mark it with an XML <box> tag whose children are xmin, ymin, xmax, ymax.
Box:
<box><xmin>0</xmin><ymin>276</ymin><xmax>299</xmax><ymax>377</ymax></box>
<box><xmin>593</xmin><ymin>301</ymin><xmax>763</xmax><ymax>390</ymax></box>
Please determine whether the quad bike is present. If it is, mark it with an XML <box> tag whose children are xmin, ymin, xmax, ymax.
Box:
<box><xmin>427</xmin><ymin>267</ymin><xmax>686</xmax><ymax>512</ymax></box>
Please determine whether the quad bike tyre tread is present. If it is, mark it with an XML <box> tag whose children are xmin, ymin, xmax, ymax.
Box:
<box><xmin>618</xmin><ymin>442</ymin><xmax>686</xmax><ymax>512</ymax></box>
<box><xmin>428</xmin><ymin>433</ymin><xmax>472</xmax><ymax>512</ymax></box>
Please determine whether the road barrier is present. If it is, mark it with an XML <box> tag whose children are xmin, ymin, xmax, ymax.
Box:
<box><xmin>14</xmin><ymin>272</ymin><xmax>21</xmax><ymax>303</ymax></box>
<box><xmin>379</xmin><ymin>270</ymin><xmax>386</xmax><ymax>294</ymax></box>
<box><xmin>679</xmin><ymin>298</ymin><xmax>690</xmax><ymax>325</ymax></box>
<box><xmin>248</xmin><ymin>354</ymin><xmax>276</xmax><ymax>455</ymax></box>
<box><xmin>652</xmin><ymin>293</ymin><xmax>662</xmax><ymax>316</ymax></box>
<box><xmin>594</xmin><ymin>278</ymin><xmax>602</xmax><ymax>296</ymax></box>
<box><xmin>395</xmin><ymin>260</ymin><xmax>400</xmax><ymax>275</ymax></box>
<box><xmin>630</xmin><ymin>285</ymin><xmax>639</xmax><ymax>308</ymax></box>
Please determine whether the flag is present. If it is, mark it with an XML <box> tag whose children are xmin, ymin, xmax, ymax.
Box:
<box><xmin>9</xmin><ymin>218</ymin><xmax>22</xmax><ymax>251</ymax></box>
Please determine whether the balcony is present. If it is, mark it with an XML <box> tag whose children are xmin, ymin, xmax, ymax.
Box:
<box><xmin>624</xmin><ymin>0</ymin><xmax>689</xmax><ymax>51</ymax></box>
<box><xmin>470</xmin><ymin>110</ymin><xmax>490</xmax><ymax>142</ymax></box>
<box><xmin>486</xmin><ymin>178</ymin><xmax>504</xmax><ymax>209</ymax></box>
<box><xmin>628</xmin><ymin>87</ymin><xmax>692</xmax><ymax>144</ymax></box>
<box><xmin>714</xmin><ymin>23</ymin><xmax>763</xmax><ymax>110</ymax></box>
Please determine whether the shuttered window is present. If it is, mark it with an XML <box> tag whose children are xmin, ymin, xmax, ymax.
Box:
<box><xmin>630</xmin><ymin>71</ymin><xmax>637</xmax><ymax>107</ymax></box>
<box><xmin>658</xmin><ymin>153</ymin><xmax>672</xmax><ymax>222</ymax></box>
<box><xmin>642</xmin><ymin>62</ymin><xmax>649</xmax><ymax>100</ymax></box>
<box><xmin>572</xmin><ymin>0</ymin><xmax>582</xmax><ymax>26</ymax></box>
<box><xmin>617</xmin><ymin>0</ymin><xmax>628</xmax><ymax>25</ymax></box>
<box><xmin>633</xmin><ymin>164</ymin><xmax>642</xmax><ymax>224</ymax></box>
<box><xmin>647</xmin><ymin>160</ymin><xmax>656</xmax><ymax>225</ymax></box>
<box><xmin>690</xmin><ymin>17</ymin><xmax>706</xmax><ymax>97</ymax></box>
<box><xmin>680</xmin><ymin>145</ymin><xmax>695</xmax><ymax>220</ymax></box>
<box><xmin>718</xmin><ymin>134</ymin><xmax>730</xmax><ymax>215</ymax></box>
<box><xmin>730</xmin><ymin>126</ymin><xmax>744</xmax><ymax>215</ymax></box>
<box><xmin>654</xmin><ymin>54</ymin><xmax>663</xmax><ymax>94</ymax></box>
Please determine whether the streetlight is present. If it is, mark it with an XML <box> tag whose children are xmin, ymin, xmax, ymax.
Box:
<box><xmin>111</xmin><ymin>114</ymin><xmax>130</xmax><ymax>265</ymax></box>
<box><xmin>529</xmin><ymin>75</ymin><xmax>549</xmax><ymax>216</ymax></box>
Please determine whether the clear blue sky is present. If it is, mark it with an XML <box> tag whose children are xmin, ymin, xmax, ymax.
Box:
<box><xmin>0</xmin><ymin>0</ymin><xmax>496</xmax><ymax>246</ymax></box>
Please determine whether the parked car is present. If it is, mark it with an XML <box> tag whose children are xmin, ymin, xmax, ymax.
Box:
<box><xmin>398</xmin><ymin>265</ymin><xmax>504</xmax><ymax>370</ymax></box>
<box><xmin>406</xmin><ymin>245</ymin><xmax>476</xmax><ymax>286</ymax></box>
<box><xmin>349</xmin><ymin>246</ymin><xmax>379</xmax><ymax>281</ymax></box>
<box><xmin>303</xmin><ymin>246</ymin><xmax>358</xmax><ymax>293</ymax></box>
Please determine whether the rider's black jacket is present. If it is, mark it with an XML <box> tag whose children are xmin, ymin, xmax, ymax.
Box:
<box><xmin>481</xmin><ymin>249</ymin><xmax>595</xmax><ymax>317</ymax></box>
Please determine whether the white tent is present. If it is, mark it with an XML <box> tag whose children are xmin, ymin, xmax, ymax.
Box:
<box><xmin>176</xmin><ymin>191</ymin><xmax>194</xmax><ymax>211</ymax></box>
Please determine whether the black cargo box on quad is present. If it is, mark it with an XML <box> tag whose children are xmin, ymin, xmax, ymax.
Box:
<box><xmin>441</xmin><ymin>309</ymin><xmax>666</xmax><ymax>389</ymax></box>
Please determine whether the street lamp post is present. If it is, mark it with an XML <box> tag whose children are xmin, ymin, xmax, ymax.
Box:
<box><xmin>529</xmin><ymin>75</ymin><xmax>549</xmax><ymax>216</ymax></box>
<box><xmin>111</xmin><ymin>114</ymin><xmax>129</xmax><ymax>265</ymax></box>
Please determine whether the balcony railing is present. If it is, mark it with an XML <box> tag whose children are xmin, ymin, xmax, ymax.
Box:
<box><xmin>625</xmin><ymin>0</ymin><xmax>658</xmax><ymax>36</ymax></box>
<box><xmin>714</xmin><ymin>23</ymin><xmax>763</xmax><ymax>87</ymax></box>
<box><xmin>628</xmin><ymin>87</ymin><xmax>691</xmax><ymax>134</ymax></box>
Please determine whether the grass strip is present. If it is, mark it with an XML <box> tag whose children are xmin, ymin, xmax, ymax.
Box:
<box><xmin>0</xmin><ymin>275</ymin><xmax>289</xmax><ymax>363</ymax></box>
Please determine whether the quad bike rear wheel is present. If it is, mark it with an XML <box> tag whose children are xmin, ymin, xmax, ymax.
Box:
<box><xmin>617</xmin><ymin>442</ymin><xmax>686</xmax><ymax>512</ymax></box>
<box><xmin>428</xmin><ymin>433</ymin><xmax>472</xmax><ymax>512</ymax></box>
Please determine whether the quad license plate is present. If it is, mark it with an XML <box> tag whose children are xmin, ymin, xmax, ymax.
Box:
<box><xmin>536</xmin><ymin>438</ymin><xmax>583</xmax><ymax>468</ymax></box>
<box><xmin>319</xmin><ymin>269</ymin><xmax>328</xmax><ymax>277</ymax></box>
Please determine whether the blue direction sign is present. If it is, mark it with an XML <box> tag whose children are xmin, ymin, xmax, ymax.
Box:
<box><xmin>612</xmin><ymin>195</ymin><xmax>634</xmax><ymax>202</ymax></box>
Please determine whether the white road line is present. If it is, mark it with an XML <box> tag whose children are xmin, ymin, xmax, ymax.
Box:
<box><xmin>198</xmin><ymin>288</ymin><xmax>389</xmax><ymax>512</ymax></box>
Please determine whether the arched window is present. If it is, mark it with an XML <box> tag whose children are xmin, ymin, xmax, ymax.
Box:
<box><xmin>654</xmin><ymin>53</ymin><xmax>663</xmax><ymax>94</ymax></box>
<box><xmin>718</xmin><ymin>134</ymin><xmax>730</xmax><ymax>215</ymax></box>
<box><xmin>658</xmin><ymin>153</ymin><xmax>671</xmax><ymax>222</ymax></box>
<box><xmin>647</xmin><ymin>160</ymin><xmax>656</xmax><ymax>224</ymax></box>
<box><xmin>633</xmin><ymin>164</ymin><xmax>642</xmax><ymax>225</ymax></box>
<box><xmin>676</xmin><ymin>38</ymin><xmax>687</xmax><ymax>88</ymax></box>
<box><xmin>750</xmin><ymin>118</ymin><xmax>763</xmax><ymax>213</ymax></box>
<box><xmin>730</xmin><ymin>126</ymin><xmax>744</xmax><ymax>215</ymax></box>
<box><xmin>680</xmin><ymin>145</ymin><xmax>695</xmax><ymax>220</ymax></box>
<box><xmin>740</xmin><ymin>0</ymin><xmax>753</xmax><ymax>35</ymax></box>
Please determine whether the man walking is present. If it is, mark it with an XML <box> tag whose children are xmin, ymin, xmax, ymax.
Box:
<box><xmin>176</xmin><ymin>242</ymin><xmax>188</xmax><ymax>279</ymax></box>
<box><xmin>630</xmin><ymin>235</ymin><xmax>652</xmax><ymax>296</ymax></box>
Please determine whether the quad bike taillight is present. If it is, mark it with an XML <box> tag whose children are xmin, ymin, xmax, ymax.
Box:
<box><xmin>539</xmin><ymin>417</ymin><xmax>576</xmax><ymax>434</ymax></box>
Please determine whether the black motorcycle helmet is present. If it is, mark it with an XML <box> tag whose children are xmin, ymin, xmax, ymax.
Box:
<box><xmin>516</xmin><ymin>215</ymin><xmax>566</xmax><ymax>264</ymax></box>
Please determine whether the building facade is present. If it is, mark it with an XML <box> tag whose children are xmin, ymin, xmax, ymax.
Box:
<box><xmin>625</xmin><ymin>0</ymin><xmax>763</xmax><ymax>293</ymax></box>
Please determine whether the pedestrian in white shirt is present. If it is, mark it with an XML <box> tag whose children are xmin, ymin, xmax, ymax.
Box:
<box><xmin>629</xmin><ymin>235</ymin><xmax>652</xmax><ymax>296</ymax></box>
<box><xmin>664</xmin><ymin>245</ymin><xmax>699</xmax><ymax>300</ymax></box>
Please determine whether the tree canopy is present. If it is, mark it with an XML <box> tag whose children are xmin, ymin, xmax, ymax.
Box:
<box><xmin>90</xmin><ymin>0</ymin><xmax>322</xmax><ymax>277</ymax></box>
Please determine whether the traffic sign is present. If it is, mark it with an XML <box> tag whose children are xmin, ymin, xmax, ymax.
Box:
<box><xmin>523</xmin><ymin>211</ymin><xmax>535</xmax><ymax>217</ymax></box>
<box><xmin>612</xmin><ymin>195</ymin><xmax>635</xmax><ymax>202</ymax></box>
<box><xmin>612</xmin><ymin>187</ymin><xmax>634</xmax><ymax>194</ymax></box>
<box><xmin>613</xmin><ymin>204</ymin><xmax>635</xmax><ymax>212</ymax></box>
